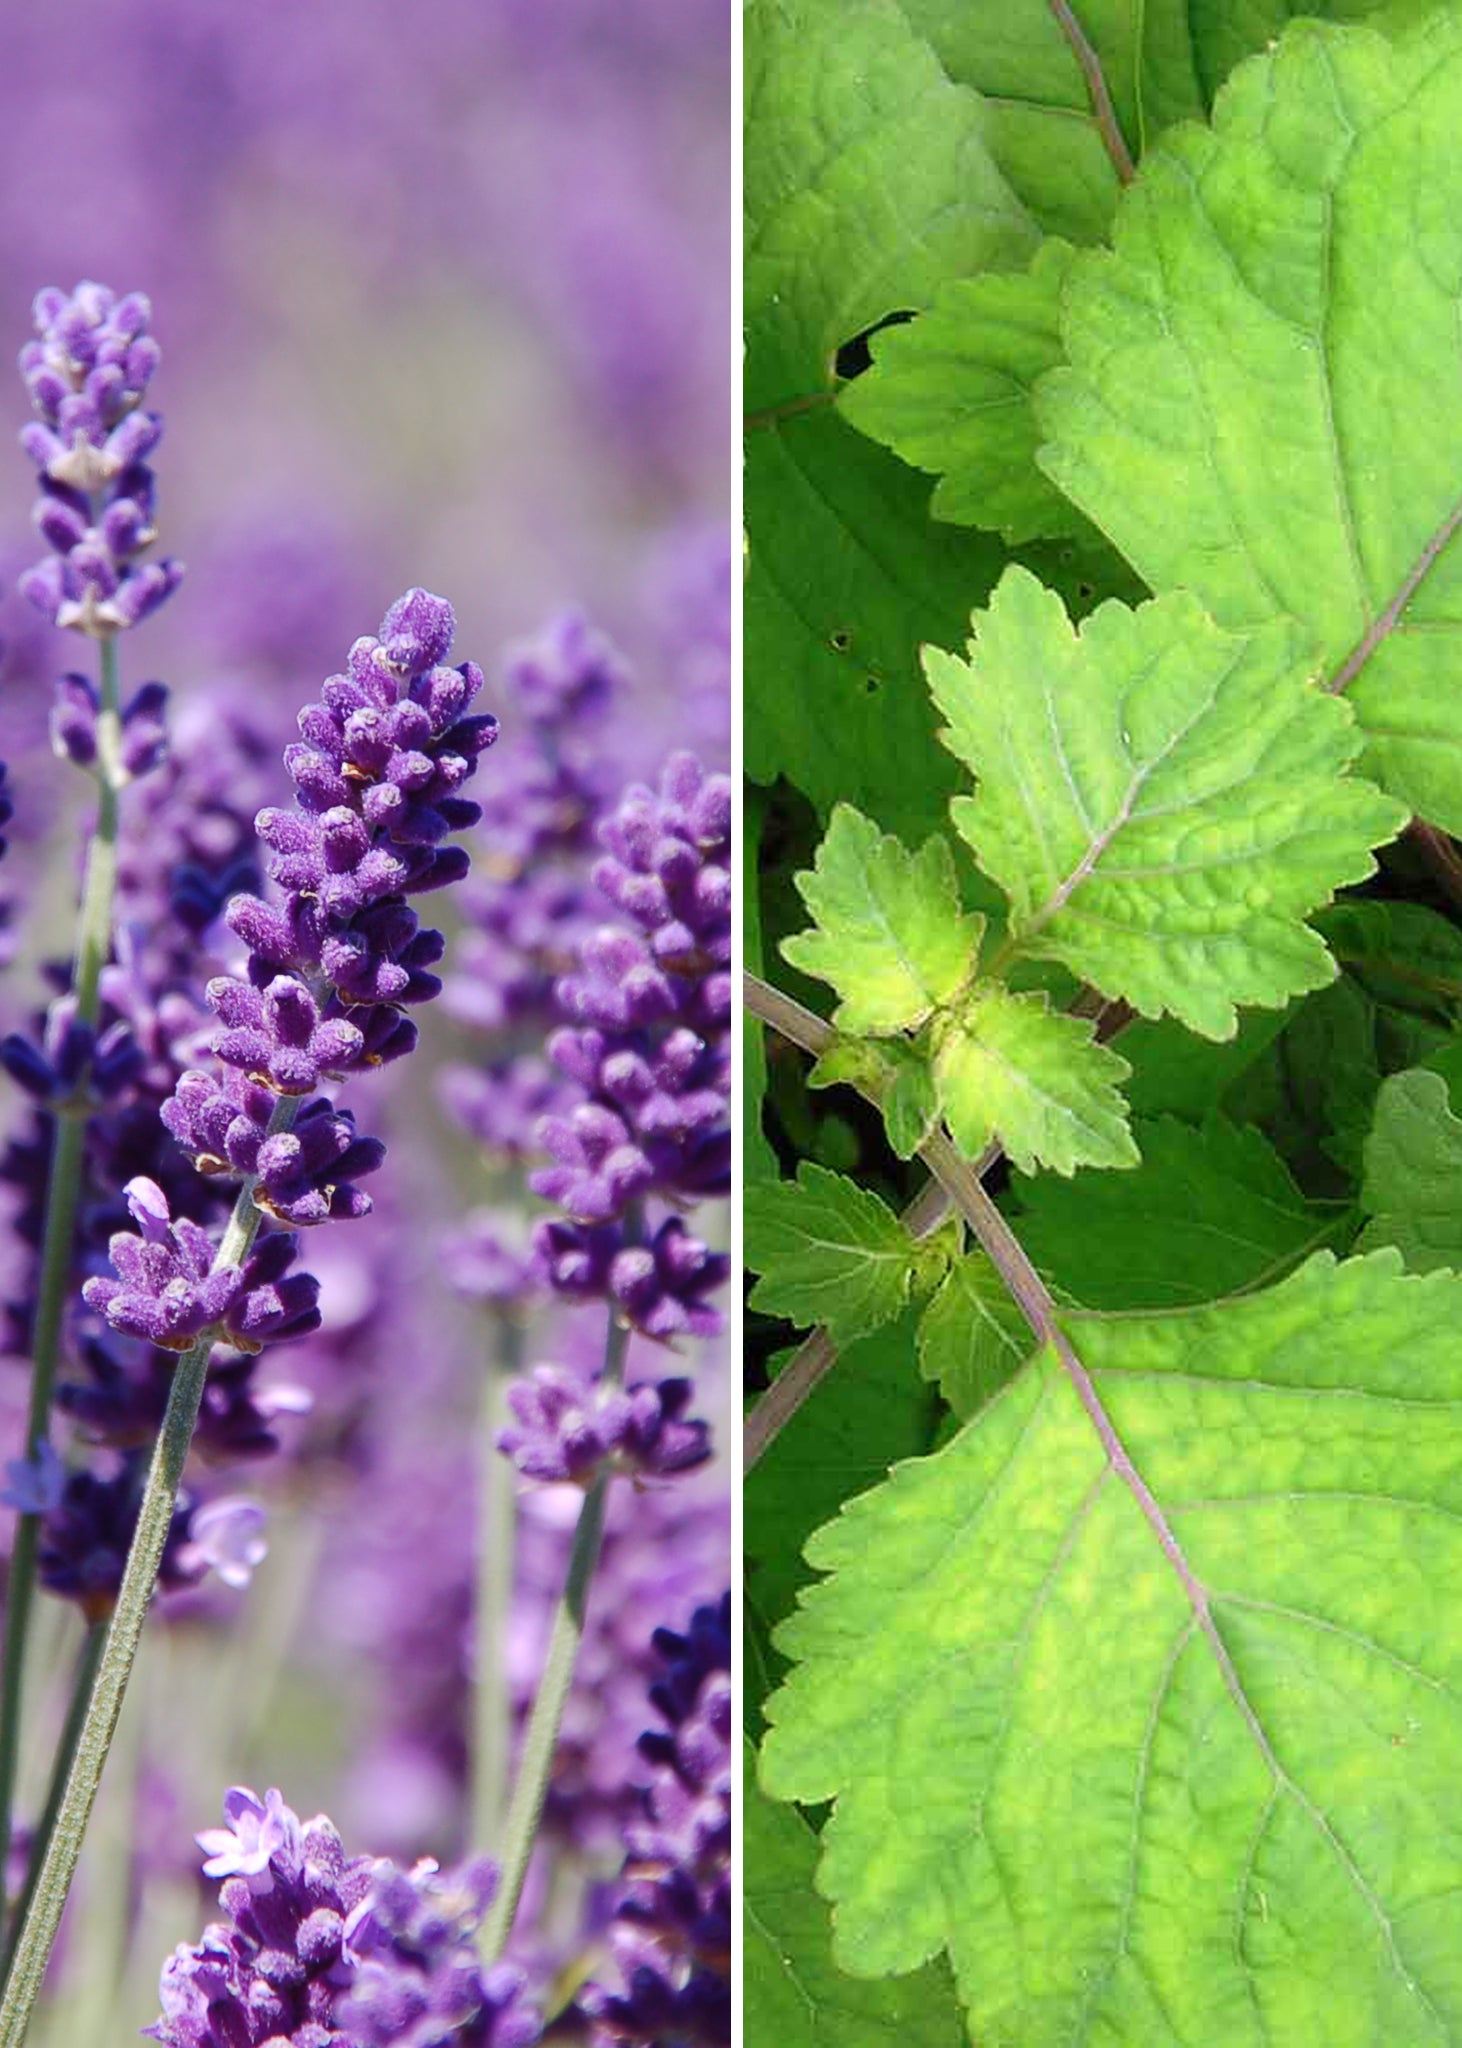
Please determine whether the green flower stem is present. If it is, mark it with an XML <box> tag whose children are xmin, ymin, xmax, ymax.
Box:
<box><xmin>0</xmin><ymin>635</ymin><xmax>124</xmax><ymax>1907</ymax></box>
<box><xmin>0</xmin><ymin>1623</ymin><xmax>105</xmax><ymax>1973</ymax></box>
<box><xmin>481</xmin><ymin>1290</ymin><xmax>635</xmax><ymax>1963</ymax></box>
<box><xmin>0</xmin><ymin>1096</ymin><xmax>297</xmax><ymax>2048</ymax></box>
<box><xmin>472</xmin><ymin>1311</ymin><xmax>524</xmax><ymax>1853</ymax></box>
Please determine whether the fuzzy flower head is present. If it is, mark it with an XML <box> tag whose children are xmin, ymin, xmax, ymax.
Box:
<box><xmin>18</xmin><ymin>281</ymin><xmax>182</xmax><ymax>634</ymax></box>
<box><xmin>82</xmin><ymin>1177</ymin><xmax>320</xmax><ymax>1354</ymax></box>
<box><xmin>338</xmin><ymin>1856</ymin><xmax>539</xmax><ymax>2048</ymax></box>
<box><xmin>152</xmin><ymin>1793</ymin><xmax>538</xmax><ymax>2048</ymax></box>
<box><xmin>498</xmin><ymin>1364</ymin><xmax>711</xmax><ymax>1488</ymax></box>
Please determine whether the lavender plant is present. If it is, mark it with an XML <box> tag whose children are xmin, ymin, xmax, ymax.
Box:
<box><xmin>0</xmin><ymin>263</ymin><xmax>730</xmax><ymax>2048</ymax></box>
<box><xmin>747</xmin><ymin>4</ymin><xmax>1462</xmax><ymax>2043</ymax></box>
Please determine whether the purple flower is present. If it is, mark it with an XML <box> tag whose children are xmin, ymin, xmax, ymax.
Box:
<box><xmin>151</xmin><ymin>1793</ymin><xmax>539</xmax><ymax>2048</ymax></box>
<box><xmin>17</xmin><ymin>282</ymin><xmax>183</xmax><ymax>635</ymax></box>
<box><xmin>501</xmin><ymin>608</ymin><xmax>627</xmax><ymax>731</ymax></box>
<box><xmin>162</xmin><ymin>1069</ymin><xmax>383</xmax><ymax>1226</ymax></box>
<box><xmin>196</xmin><ymin>1786</ymin><xmax>300</xmax><ymax>1884</ymax></box>
<box><xmin>149</xmin><ymin>1789</ymin><xmax>374</xmax><ymax>2047</ymax></box>
<box><xmin>50</xmin><ymin>670</ymin><xmax>169</xmax><ymax>776</ymax></box>
<box><xmin>0</xmin><ymin>1439</ymin><xmax>65</xmax><ymax>1515</ymax></box>
<box><xmin>0</xmin><ymin>1004</ymin><xmax>143</xmax><ymax>1106</ymax></box>
<box><xmin>82</xmin><ymin>1177</ymin><xmax>320</xmax><ymax>1355</ymax></box>
<box><xmin>206</xmin><ymin>975</ymin><xmax>365</xmax><ymax>1096</ymax></box>
<box><xmin>37</xmin><ymin>1454</ymin><xmax>200</xmax><ymax>1620</ymax></box>
<box><xmin>581</xmin><ymin>1593</ymin><xmax>731</xmax><ymax>2047</ymax></box>
<box><xmin>179</xmin><ymin>1497</ymin><xmax>269</xmax><ymax>1591</ymax></box>
<box><xmin>498</xmin><ymin>1364</ymin><xmax>711</xmax><ymax>1487</ymax></box>
<box><xmin>337</xmin><ymin>1856</ymin><xmax>540</xmax><ymax>2048</ymax></box>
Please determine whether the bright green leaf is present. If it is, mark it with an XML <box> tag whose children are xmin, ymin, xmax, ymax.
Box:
<box><xmin>762</xmin><ymin>1251</ymin><xmax>1462</xmax><ymax>2043</ymax></box>
<box><xmin>810</xmin><ymin>1035</ymin><xmax>943</xmax><ymax>1162</ymax></box>
<box><xmin>782</xmin><ymin>806</ymin><xmax>979</xmax><ymax>1035</ymax></box>
<box><xmin>1359</xmin><ymin>1067</ymin><xmax>1462</xmax><ymax>1271</ymax></box>
<box><xmin>1038</xmin><ymin>11</ymin><xmax>1462</xmax><ymax>834</ymax></box>
<box><xmin>917</xmin><ymin>1250</ymin><xmax>1031</xmax><ymax>1416</ymax></box>
<box><xmin>744</xmin><ymin>1164</ymin><xmax>918</xmax><ymax>1344</ymax></box>
<box><xmin>839</xmin><ymin>240</ymin><xmax>1093</xmax><ymax>544</ymax></box>
<box><xmin>1015</xmin><ymin>1114</ymin><xmax>1343</xmax><ymax>1307</ymax></box>
<box><xmin>927</xmin><ymin>567</ymin><xmax>1407</xmax><ymax>1037</ymax></box>
<box><xmin>932</xmin><ymin>980</ymin><xmax>1136</xmax><ymax>1175</ymax></box>
<box><xmin>744</xmin><ymin>0</ymin><xmax>1035</xmax><ymax>411</ymax></box>
<box><xmin>744</xmin><ymin>1736</ymin><xmax>967</xmax><ymax>2047</ymax></box>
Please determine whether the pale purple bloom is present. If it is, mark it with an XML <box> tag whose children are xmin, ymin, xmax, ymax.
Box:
<box><xmin>180</xmin><ymin>1497</ymin><xmax>268</xmax><ymax>1591</ymax></box>
<box><xmin>195</xmin><ymin>1786</ymin><xmax>299</xmax><ymax>1884</ymax></box>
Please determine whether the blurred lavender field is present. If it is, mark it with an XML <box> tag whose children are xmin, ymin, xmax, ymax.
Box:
<box><xmin>0</xmin><ymin>4</ymin><xmax>730</xmax><ymax>2040</ymax></box>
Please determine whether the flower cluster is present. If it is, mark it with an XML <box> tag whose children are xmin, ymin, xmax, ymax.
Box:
<box><xmin>83</xmin><ymin>1178</ymin><xmax>320</xmax><ymax>1354</ymax></box>
<box><xmin>162</xmin><ymin>592</ymin><xmax>497</xmax><ymax>1229</ymax></box>
<box><xmin>15</xmin><ymin>595</ymin><xmax>486</xmax><ymax>1617</ymax></box>
<box><xmin>440</xmin><ymin>610</ymin><xmax>624</xmax><ymax>1159</ymax></box>
<box><xmin>497</xmin><ymin>1365</ymin><xmax>710</xmax><ymax>1487</ymax></box>
<box><xmin>149</xmin><ymin>1789</ymin><xmax>540</xmax><ymax>2048</ymax></box>
<box><xmin>18</xmin><ymin>281</ymin><xmax>183</xmax><ymax>635</ymax></box>
<box><xmin>582</xmin><ymin>1593</ymin><xmax>731</xmax><ymax>2047</ymax></box>
<box><xmin>533</xmin><ymin>752</ymin><xmax>731</xmax><ymax>1237</ymax></box>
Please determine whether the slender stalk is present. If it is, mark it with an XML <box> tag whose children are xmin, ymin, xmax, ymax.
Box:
<box><xmin>472</xmin><ymin>1311</ymin><xmax>524</xmax><ymax>1851</ymax></box>
<box><xmin>0</xmin><ymin>635</ymin><xmax>124</xmax><ymax>1905</ymax></box>
<box><xmin>1</xmin><ymin>1624</ymin><xmax>104</xmax><ymax>1971</ymax></box>
<box><xmin>1048</xmin><ymin>0</ymin><xmax>1136</xmax><ymax>181</ymax></box>
<box><xmin>0</xmin><ymin>1100</ymin><xmax>296</xmax><ymax>2046</ymax></box>
<box><xmin>481</xmin><ymin>1298</ymin><xmax>634</xmax><ymax>1962</ymax></box>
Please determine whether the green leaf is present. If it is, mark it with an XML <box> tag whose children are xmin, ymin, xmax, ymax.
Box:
<box><xmin>839</xmin><ymin>240</ymin><xmax>1093</xmax><ymax>544</ymax></box>
<box><xmin>1189</xmin><ymin>0</ymin><xmax>1438</xmax><ymax>103</ymax></box>
<box><xmin>744</xmin><ymin>1736</ymin><xmax>968</xmax><ymax>2047</ymax></box>
<box><xmin>1359</xmin><ymin>1067</ymin><xmax>1462</xmax><ymax>1271</ymax></box>
<box><xmin>1014</xmin><ymin>1114</ymin><xmax>1342</xmax><ymax>1307</ymax></box>
<box><xmin>782</xmin><ymin>807</ymin><xmax>979</xmax><ymax>1035</ymax></box>
<box><xmin>746</xmin><ymin>1307</ymin><xmax>935</xmax><ymax>1633</ymax></box>
<box><xmin>927</xmin><ymin>567</ymin><xmax>1407</xmax><ymax>1038</ymax></box>
<box><xmin>744</xmin><ymin>1164</ymin><xmax>919</xmax><ymax>1344</ymax></box>
<box><xmin>917</xmin><ymin>1250</ymin><xmax>1031</xmax><ymax>1417</ymax></box>
<box><xmin>1315</xmin><ymin>898</ymin><xmax>1462</xmax><ymax>1021</ymax></box>
<box><xmin>762</xmin><ymin>1251</ymin><xmax>1462</xmax><ymax>2043</ymax></box>
<box><xmin>882</xmin><ymin>1044</ymin><xmax>941</xmax><ymax>1161</ymax></box>
<box><xmin>744</xmin><ymin>0</ymin><xmax>1035</xmax><ymax>411</ymax></box>
<box><xmin>745</xmin><ymin>410</ymin><xmax>1003</xmax><ymax>842</ymax></box>
<box><xmin>932</xmin><ymin>981</ymin><xmax>1136</xmax><ymax>1175</ymax></box>
<box><xmin>1038</xmin><ymin>12</ymin><xmax>1462</xmax><ymax>835</ymax></box>
<box><xmin>1121</xmin><ymin>1005</ymin><xmax>1295</xmax><ymax>1121</ymax></box>
<box><xmin>892</xmin><ymin>0</ymin><xmax>1204</xmax><ymax>241</ymax></box>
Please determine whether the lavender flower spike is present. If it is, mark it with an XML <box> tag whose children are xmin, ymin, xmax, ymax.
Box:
<box><xmin>498</xmin><ymin>1364</ymin><xmax>711</xmax><ymax>1487</ymax></box>
<box><xmin>18</xmin><ymin>282</ymin><xmax>183</xmax><ymax>634</ymax></box>
<box><xmin>82</xmin><ymin>1177</ymin><xmax>320</xmax><ymax>1354</ymax></box>
<box><xmin>151</xmin><ymin>1791</ymin><xmax>540</xmax><ymax>2048</ymax></box>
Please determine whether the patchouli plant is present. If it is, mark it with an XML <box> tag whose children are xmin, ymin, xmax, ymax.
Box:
<box><xmin>745</xmin><ymin>4</ymin><xmax>1462</xmax><ymax>2043</ymax></box>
